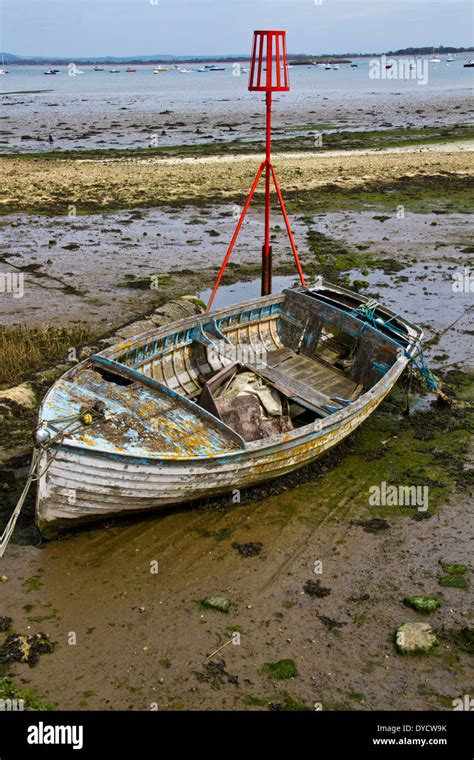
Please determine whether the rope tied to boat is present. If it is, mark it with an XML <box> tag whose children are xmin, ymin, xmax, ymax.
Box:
<box><xmin>349</xmin><ymin>302</ymin><xmax>440</xmax><ymax>392</ymax></box>
<box><xmin>0</xmin><ymin>401</ymin><xmax>106</xmax><ymax>558</ymax></box>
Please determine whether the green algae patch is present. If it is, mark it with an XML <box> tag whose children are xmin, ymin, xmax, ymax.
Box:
<box><xmin>441</xmin><ymin>563</ymin><xmax>468</xmax><ymax>576</ymax></box>
<box><xmin>264</xmin><ymin>659</ymin><xmax>298</xmax><ymax>680</ymax></box>
<box><xmin>404</xmin><ymin>596</ymin><xmax>441</xmax><ymax>615</ymax></box>
<box><xmin>439</xmin><ymin>563</ymin><xmax>469</xmax><ymax>590</ymax></box>
<box><xmin>439</xmin><ymin>575</ymin><xmax>469</xmax><ymax>590</ymax></box>
<box><xmin>0</xmin><ymin>676</ymin><xmax>56</xmax><ymax>711</ymax></box>
<box><xmin>270</xmin><ymin>692</ymin><xmax>310</xmax><ymax>711</ymax></box>
<box><xmin>286</xmin><ymin>173</ymin><xmax>473</xmax><ymax>216</ymax></box>
<box><xmin>200</xmin><ymin>596</ymin><xmax>231</xmax><ymax>613</ymax></box>
<box><xmin>23</xmin><ymin>575</ymin><xmax>43</xmax><ymax>593</ymax></box>
<box><xmin>244</xmin><ymin>695</ymin><xmax>268</xmax><ymax>708</ymax></box>
<box><xmin>452</xmin><ymin>627</ymin><xmax>474</xmax><ymax>655</ymax></box>
<box><xmin>306</xmin><ymin>228</ymin><xmax>406</xmax><ymax>281</ymax></box>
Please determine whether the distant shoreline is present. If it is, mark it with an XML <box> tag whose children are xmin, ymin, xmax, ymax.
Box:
<box><xmin>2</xmin><ymin>47</ymin><xmax>473</xmax><ymax>67</ymax></box>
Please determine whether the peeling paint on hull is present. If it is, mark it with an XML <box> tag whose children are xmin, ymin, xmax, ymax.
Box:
<box><xmin>36</xmin><ymin>373</ymin><xmax>399</xmax><ymax>533</ymax></box>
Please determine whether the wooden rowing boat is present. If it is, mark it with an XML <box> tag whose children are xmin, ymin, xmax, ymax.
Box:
<box><xmin>35</xmin><ymin>281</ymin><xmax>422</xmax><ymax>535</ymax></box>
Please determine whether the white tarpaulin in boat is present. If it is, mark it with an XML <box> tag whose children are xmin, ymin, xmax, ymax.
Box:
<box><xmin>218</xmin><ymin>371</ymin><xmax>283</xmax><ymax>417</ymax></box>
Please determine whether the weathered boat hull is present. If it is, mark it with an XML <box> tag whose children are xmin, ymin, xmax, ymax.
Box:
<box><xmin>36</xmin><ymin>283</ymin><xmax>422</xmax><ymax>535</ymax></box>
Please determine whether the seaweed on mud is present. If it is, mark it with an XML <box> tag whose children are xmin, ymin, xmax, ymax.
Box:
<box><xmin>232</xmin><ymin>541</ymin><xmax>263</xmax><ymax>557</ymax></box>
<box><xmin>348</xmin><ymin>594</ymin><xmax>370</xmax><ymax>603</ymax></box>
<box><xmin>303</xmin><ymin>579</ymin><xmax>331</xmax><ymax>598</ymax></box>
<box><xmin>0</xmin><ymin>617</ymin><xmax>12</xmax><ymax>633</ymax></box>
<box><xmin>353</xmin><ymin>518</ymin><xmax>390</xmax><ymax>533</ymax></box>
<box><xmin>452</xmin><ymin>627</ymin><xmax>474</xmax><ymax>654</ymax></box>
<box><xmin>0</xmin><ymin>632</ymin><xmax>55</xmax><ymax>668</ymax></box>
<box><xmin>268</xmin><ymin>692</ymin><xmax>310</xmax><ymax>711</ymax></box>
<box><xmin>194</xmin><ymin>659</ymin><xmax>238</xmax><ymax>690</ymax></box>
<box><xmin>319</xmin><ymin>615</ymin><xmax>347</xmax><ymax>630</ymax></box>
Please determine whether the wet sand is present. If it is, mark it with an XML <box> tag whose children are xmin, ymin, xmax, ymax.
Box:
<box><xmin>1</xmin><ymin>404</ymin><xmax>472</xmax><ymax>711</ymax></box>
<box><xmin>1</xmin><ymin>85</ymin><xmax>472</xmax><ymax>154</ymax></box>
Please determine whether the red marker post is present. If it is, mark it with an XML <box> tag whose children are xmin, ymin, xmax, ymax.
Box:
<box><xmin>207</xmin><ymin>30</ymin><xmax>306</xmax><ymax>310</ymax></box>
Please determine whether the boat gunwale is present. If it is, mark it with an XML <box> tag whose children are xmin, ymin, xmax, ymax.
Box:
<box><xmin>97</xmin><ymin>284</ymin><xmax>421</xmax><ymax>361</ymax></box>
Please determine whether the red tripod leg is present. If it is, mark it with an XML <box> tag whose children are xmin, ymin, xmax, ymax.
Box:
<box><xmin>270</xmin><ymin>164</ymin><xmax>306</xmax><ymax>287</ymax></box>
<box><xmin>207</xmin><ymin>161</ymin><xmax>266</xmax><ymax>310</ymax></box>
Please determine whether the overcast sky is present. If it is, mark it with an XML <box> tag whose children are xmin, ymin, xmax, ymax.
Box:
<box><xmin>1</xmin><ymin>0</ymin><xmax>472</xmax><ymax>58</ymax></box>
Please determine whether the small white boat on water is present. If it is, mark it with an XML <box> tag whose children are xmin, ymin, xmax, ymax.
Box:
<box><xmin>154</xmin><ymin>66</ymin><xmax>169</xmax><ymax>73</ymax></box>
<box><xmin>0</xmin><ymin>69</ymin><xmax>8</xmax><ymax>75</ymax></box>
<box><xmin>93</xmin><ymin>66</ymin><xmax>105</xmax><ymax>71</ymax></box>
<box><xmin>109</xmin><ymin>68</ymin><xmax>121</xmax><ymax>73</ymax></box>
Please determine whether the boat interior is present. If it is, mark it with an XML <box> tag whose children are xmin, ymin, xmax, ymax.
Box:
<box><xmin>42</xmin><ymin>287</ymin><xmax>417</xmax><ymax>456</ymax></box>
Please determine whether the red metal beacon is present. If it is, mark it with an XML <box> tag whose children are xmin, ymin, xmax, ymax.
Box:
<box><xmin>207</xmin><ymin>30</ymin><xmax>306</xmax><ymax>310</ymax></box>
